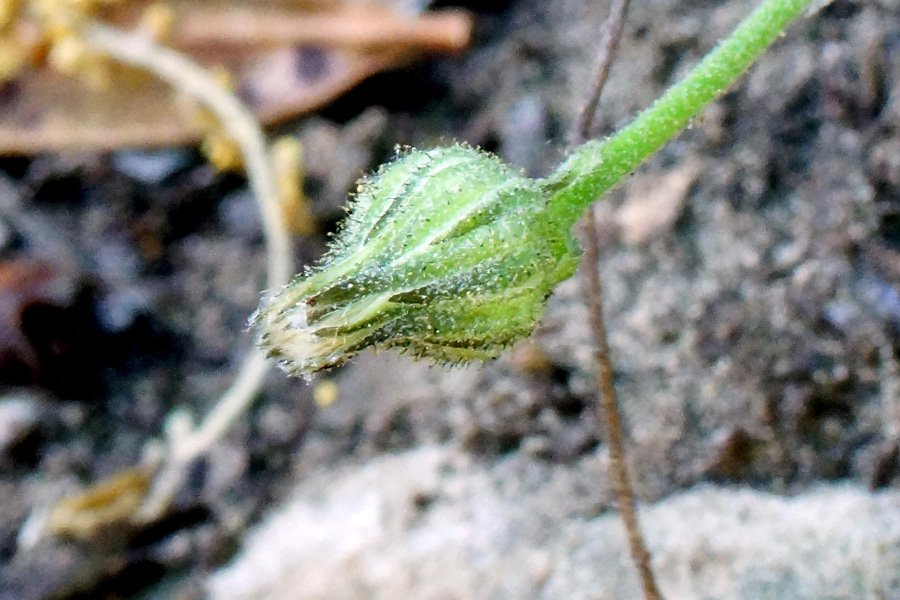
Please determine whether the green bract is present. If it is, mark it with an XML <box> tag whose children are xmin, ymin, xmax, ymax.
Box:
<box><xmin>254</xmin><ymin>0</ymin><xmax>815</xmax><ymax>378</ymax></box>
<box><xmin>253</xmin><ymin>144</ymin><xmax>580</xmax><ymax>376</ymax></box>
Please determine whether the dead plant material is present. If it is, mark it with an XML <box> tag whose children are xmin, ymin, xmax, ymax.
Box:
<box><xmin>0</xmin><ymin>1</ymin><xmax>472</xmax><ymax>153</ymax></box>
<box><xmin>47</xmin><ymin>468</ymin><xmax>151</xmax><ymax>542</ymax></box>
<box><xmin>614</xmin><ymin>161</ymin><xmax>700</xmax><ymax>245</ymax></box>
<box><xmin>571</xmin><ymin>0</ymin><xmax>665</xmax><ymax>598</ymax></box>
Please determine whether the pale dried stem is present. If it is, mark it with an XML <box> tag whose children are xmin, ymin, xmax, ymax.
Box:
<box><xmin>570</xmin><ymin>0</ymin><xmax>624</xmax><ymax>146</ymax></box>
<box><xmin>571</xmin><ymin>0</ymin><xmax>664</xmax><ymax>598</ymax></box>
<box><xmin>580</xmin><ymin>212</ymin><xmax>663</xmax><ymax>600</ymax></box>
<box><xmin>82</xmin><ymin>21</ymin><xmax>292</xmax><ymax>520</ymax></box>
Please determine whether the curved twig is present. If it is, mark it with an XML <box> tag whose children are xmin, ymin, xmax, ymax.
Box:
<box><xmin>82</xmin><ymin>21</ymin><xmax>293</xmax><ymax>520</ymax></box>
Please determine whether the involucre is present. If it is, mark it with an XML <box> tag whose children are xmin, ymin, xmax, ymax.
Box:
<box><xmin>252</xmin><ymin>144</ymin><xmax>580</xmax><ymax>377</ymax></box>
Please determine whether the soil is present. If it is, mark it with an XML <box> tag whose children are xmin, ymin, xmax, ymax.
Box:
<box><xmin>1</xmin><ymin>0</ymin><xmax>899</xmax><ymax>598</ymax></box>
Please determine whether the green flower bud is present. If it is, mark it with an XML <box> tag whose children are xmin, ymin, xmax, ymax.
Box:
<box><xmin>252</xmin><ymin>144</ymin><xmax>580</xmax><ymax>377</ymax></box>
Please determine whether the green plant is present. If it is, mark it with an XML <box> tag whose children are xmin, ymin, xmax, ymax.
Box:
<box><xmin>254</xmin><ymin>0</ymin><xmax>817</xmax><ymax>377</ymax></box>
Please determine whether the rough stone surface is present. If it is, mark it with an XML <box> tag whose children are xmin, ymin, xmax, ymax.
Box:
<box><xmin>209</xmin><ymin>445</ymin><xmax>900</xmax><ymax>600</ymax></box>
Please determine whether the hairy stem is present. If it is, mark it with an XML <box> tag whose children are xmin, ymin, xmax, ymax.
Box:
<box><xmin>545</xmin><ymin>0</ymin><xmax>813</xmax><ymax>226</ymax></box>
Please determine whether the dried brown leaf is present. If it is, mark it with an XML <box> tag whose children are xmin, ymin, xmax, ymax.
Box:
<box><xmin>614</xmin><ymin>161</ymin><xmax>701</xmax><ymax>245</ymax></box>
<box><xmin>0</xmin><ymin>1</ymin><xmax>472</xmax><ymax>153</ymax></box>
<box><xmin>47</xmin><ymin>468</ymin><xmax>152</xmax><ymax>541</ymax></box>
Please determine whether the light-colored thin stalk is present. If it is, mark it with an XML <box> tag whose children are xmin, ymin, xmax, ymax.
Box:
<box><xmin>83</xmin><ymin>22</ymin><xmax>293</xmax><ymax>519</ymax></box>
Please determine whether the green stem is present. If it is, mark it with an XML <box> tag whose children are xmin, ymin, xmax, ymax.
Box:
<box><xmin>544</xmin><ymin>0</ymin><xmax>813</xmax><ymax>226</ymax></box>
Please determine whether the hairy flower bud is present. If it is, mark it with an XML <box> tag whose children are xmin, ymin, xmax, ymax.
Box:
<box><xmin>252</xmin><ymin>144</ymin><xmax>580</xmax><ymax>377</ymax></box>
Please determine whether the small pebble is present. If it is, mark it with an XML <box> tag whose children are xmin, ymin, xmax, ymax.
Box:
<box><xmin>111</xmin><ymin>149</ymin><xmax>190</xmax><ymax>184</ymax></box>
<box><xmin>96</xmin><ymin>286</ymin><xmax>151</xmax><ymax>333</ymax></box>
<box><xmin>0</xmin><ymin>393</ymin><xmax>42</xmax><ymax>457</ymax></box>
<box><xmin>859</xmin><ymin>275</ymin><xmax>900</xmax><ymax>324</ymax></box>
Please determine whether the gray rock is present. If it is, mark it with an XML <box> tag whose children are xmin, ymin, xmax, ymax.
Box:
<box><xmin>208</xmin><ymin>445</ymin><xmax>900</xmax><ymax>600</ymax></box>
